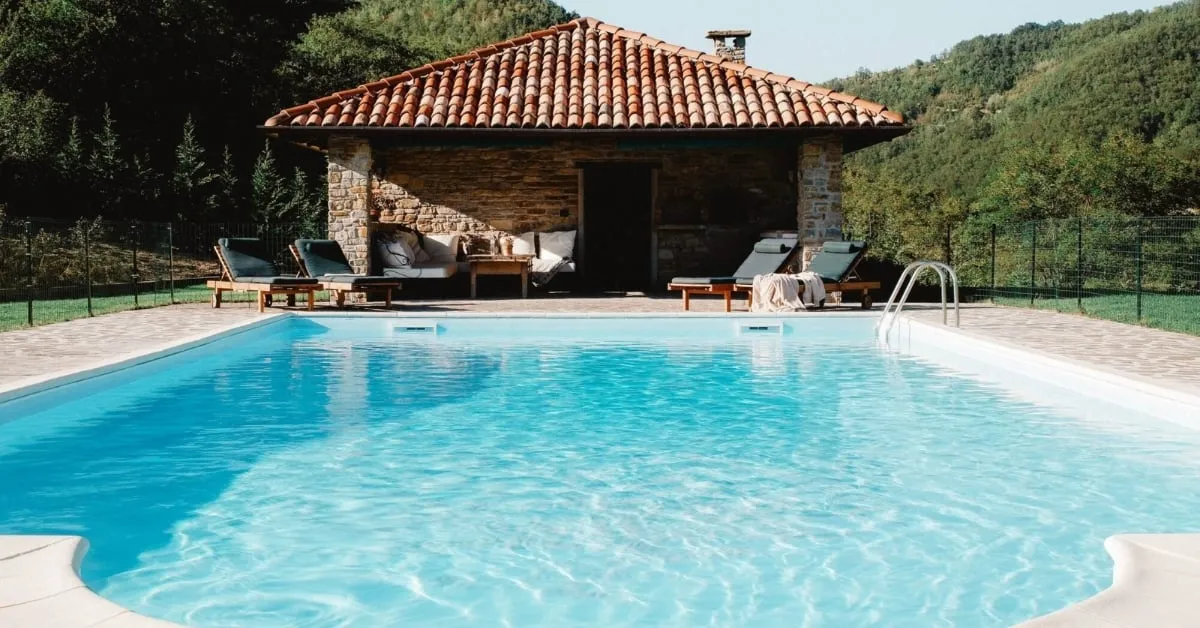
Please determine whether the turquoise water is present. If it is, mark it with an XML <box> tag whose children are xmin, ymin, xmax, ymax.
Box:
<box><xmin>3</xmin><ymin>317</ymin><xmax>1200</xmax><ymax>627</ymax></box>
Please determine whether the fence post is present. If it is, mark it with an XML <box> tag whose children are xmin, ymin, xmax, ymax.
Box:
<box><xmin>24</xmin><ymin>220</ymin><xmax>33</xmax><ymax>327</ymax></box>
<box><xmin>1030</xmin><ymin>223</ymin><xmax>1037</xmax><ymax>305</ymax></box>
<box><xmin>1136</xmin><ymin>216</ymin><xmax>1144</xmax><ymax>322</ymax></box>
<box><xmin>131</xmin><ymin>220</ymin><xmax>139</xmax><ymax>308</ymax></box>
<box><xmin>84</xmin><ymin>223</ymin><xmax>93</xmax><ymax>317</ymax></box>
<box><xmin>167</xmin><ymin>222</ymin><xmax>175</xmax><ymax>304</ymax></box>
<box><xmin>1076</xmin><ymin>217</ymin><xmax>1083</xmax><ymax>311</ymax></box>
<box><xmin>990</xmin><ymin>224</ymin><xmax>997</xmax><ymax>301</ymax></box>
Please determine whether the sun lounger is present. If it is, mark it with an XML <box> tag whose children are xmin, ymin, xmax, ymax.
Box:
<box><xmin>737</xmin><ymin>240</ymin><xmax>880</xmax><ymax>309</ymax></box>
<box><xmin>207</xmin><ymin>238</ymin><xmax>321</xmax><ymax>313</ymax></box>
<box><xmin>667</xmin><ymin>237</ymin><xmax>800</xmax><ymax>312</ymax></box>
<box><xmin>290</xmin><ymin>239</ymin><xmax>402</xmax><ymax>308</ymax></box>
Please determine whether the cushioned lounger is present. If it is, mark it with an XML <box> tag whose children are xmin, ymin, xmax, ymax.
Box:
<box><xmin>292</xmin><ymin>239</ymin><xmax>403</xmax><ymax>308</ymax></box>
<box><xmin>735</xmin><ymin>240</ymin><xmax>881</xmax><ymax>310</ymax></box>
<box><xmin>667</xmin><ymin>237</ymin><xmax>800</xmax><ymax>312</ymax></box>
<box><xmin>207</xmin><ymin>238</ymin><xmax>322</xmax><ymax>312</ymax></box>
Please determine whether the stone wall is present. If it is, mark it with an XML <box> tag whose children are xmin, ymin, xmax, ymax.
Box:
<box><xmin>325</xmin><ymin>135</ymin><xmax>844</xmax><ymax>285</ymax></box>
<box><xmin>327</xmin><ymin>137</ymin><xmax>373</xmax><ymax>274</ymax></box>
<box><xmin>365</xmin><ymin>139</ymin><xmax>799</xmax><ymax>283</ymax></box>
<box><xmin>797</xmin><ymin>136</ymin><xmax>844</xmax><ymax>267</ymax></box>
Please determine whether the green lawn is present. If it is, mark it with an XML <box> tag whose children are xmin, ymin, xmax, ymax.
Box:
<box><xmin>993</xmin><ymin>292</ymin><xmax>1200</xmax><ymax>336</ymax></box>
<box><xmin>0</xmin><ymin>285</ymin><xmax>328</xmax><ymax>332</ymax></box>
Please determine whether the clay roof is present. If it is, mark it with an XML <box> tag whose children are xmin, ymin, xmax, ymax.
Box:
<box><xmin>265</xmin><ymin>17</ymin><xmax>904</xmax><ymax>130</ymax></box>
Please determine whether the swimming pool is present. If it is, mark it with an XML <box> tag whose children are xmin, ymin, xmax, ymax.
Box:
<box><xmin>2</xmin><ymin>315</ymin><xmax>1199</xmax><ymax>627</ymax></box>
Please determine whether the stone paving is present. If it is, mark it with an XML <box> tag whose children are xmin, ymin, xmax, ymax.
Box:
<box><xmin>1</xmin><ymin>297</ymin><xmax>1198</xmax><ymax>393</ymax></box>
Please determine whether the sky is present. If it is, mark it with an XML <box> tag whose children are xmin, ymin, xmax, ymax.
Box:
<box><xmin>558</xmin><ymin>0</ymin><xmax>1176</xmax><ymax>82</ymax></box>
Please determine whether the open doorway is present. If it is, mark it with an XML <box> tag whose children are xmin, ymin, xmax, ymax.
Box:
<box><xmin>580</xmin><ymin>163</ymin><xmax>654</xmax><ymax>292</ymax></box>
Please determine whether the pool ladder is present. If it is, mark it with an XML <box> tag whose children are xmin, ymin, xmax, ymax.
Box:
<box><xmin>876</xmin><ymin>260</ymin><xmax>960</xmax><ymax>340</ymax></box>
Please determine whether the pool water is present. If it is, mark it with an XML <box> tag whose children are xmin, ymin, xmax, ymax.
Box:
<box><xmin>3</xmin><ymin>317</ymin><xmax>1200</xmax><ymax>627</ymax></box>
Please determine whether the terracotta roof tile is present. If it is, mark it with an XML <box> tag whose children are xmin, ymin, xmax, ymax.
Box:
<box><xmin>265</xmin><ymin>17</ymin><xmax>904</xmax><ymax>130</ymax></box>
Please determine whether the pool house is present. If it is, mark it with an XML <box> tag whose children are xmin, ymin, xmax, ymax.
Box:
<box><xmin>262</xmin><ymin>18</ymin><xmax>909</xmax><ymax>293</ymax></box>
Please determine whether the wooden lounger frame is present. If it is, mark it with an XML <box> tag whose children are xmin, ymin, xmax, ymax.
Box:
<box><xmin>669</xmin><ymin>246</ymin><xmax>880</xmax><ymax>311</ymax></box>
<box><xmin>206</xmin><ymin>245</ymin><xmax>320</xmax><ymax>313</ymax></box>
<box><xmin>289</xmin><ymin>244</ymin><xmax>401</xmax><ymax>308</ymax></box>
<box><xmin>665</xmin><ymin>282</ymin><xmax>735</xmax><ymax>312</ymax></box>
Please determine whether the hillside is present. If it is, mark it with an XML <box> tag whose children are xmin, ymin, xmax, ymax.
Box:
<box><xmin>825</xmin><ymin>1</ymin><xmax>1200</xmax><ymax>263</ymax></box>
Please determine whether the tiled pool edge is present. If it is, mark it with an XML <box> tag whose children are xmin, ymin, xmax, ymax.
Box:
<box><xmin>0</xmin><ymin>536</ymin><xmax>180</xmax><ymax>627</ymax></box>
<box><xmin>895</xmin><ymin>317</ymin><xmax>1200</xmax><ymax>627</ymax></box>
<box><xmin>1017</xmin><ymin>534</ymin><xmax>1200</xmax><ymax>628</ymax></box>
<box><xmin>0</xmin><ymin>312</ymin><xmax>287</xmax><ymax>406</ymax></box>
<box><xmin>891</xmin><ymin>316</ymin><xmax>1200</xmax><ymax>428</ymax></box>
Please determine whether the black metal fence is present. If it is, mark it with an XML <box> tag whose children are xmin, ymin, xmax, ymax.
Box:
<box><xmin>0</xmin><ymin>217</ymin><xmax>319</xmax><ymax>332</ymax></box>
<box><xmin>957</xmin><ymin>216</ymin><xmax>1200</xmax><ymax>335</ymax></box>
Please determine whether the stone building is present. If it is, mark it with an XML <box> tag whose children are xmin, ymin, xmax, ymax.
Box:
<box><xmin>263</xmin><ymin>17</ymin><xmax>908</xmax><ymax>291</ymax></box>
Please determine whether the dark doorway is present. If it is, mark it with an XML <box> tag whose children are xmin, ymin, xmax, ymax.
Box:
<box><xmin>581</xmin><ymin>163</ymin><xmax>654</xmax><ymax>292</ymax></box>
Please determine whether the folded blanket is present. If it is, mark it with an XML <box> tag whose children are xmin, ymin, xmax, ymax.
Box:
<box><xmin>531</xmin><ymin>258</ymin><xmax>569</xmax><ymax>287</ymax></box>
<box><xmin>750</xmin><ymin>273</ymin><xmax>826</xmax><ymax>312</ymax></box>
<box><xmin>796</xmin><ymin>271</ymin><xmax>827</xmax><ymax>309</ymax></box>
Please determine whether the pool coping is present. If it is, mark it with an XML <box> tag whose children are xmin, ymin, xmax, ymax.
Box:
<box><xmin>0</xmin><ymin>312</ymin><xmax>288</xmax><ymax>406</ymax></box>
<box><xmin>0</xmin><ymin>536</ymin><xmax>179</xmax><ymax>627</ymax></box>
<box><xmin>2</xmin><ymin>310</ymin><xmax>1199</xmax><ymax>627</ymax></box>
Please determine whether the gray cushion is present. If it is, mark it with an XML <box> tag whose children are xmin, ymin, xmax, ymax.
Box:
<box><xmin>382</xmin><ymin>262</ymin><xmax>458</xmax><ymax>279</ymax></box>
<box><xmin>233</xmin><ymin>276</ymin><xmax>319</xmax><ymax>286</ymax></box>
<box><xmin>753</xmin><ymin>240</ymin><xmax>791</xmax><ymax>254</ymax></box>
<box><xmin>821</xmin><ymin>240</ymin><xmax>863</xmax><ymax>254</ymax></box>
<box><xmin>670</xmin><ymin>277</ymin><xmax>737</xmax><ymax>285</ymax></box>
<box><xmin>295</xmin><ymin>239</ymin><xmax>354</xmax><ymax>277</ymax></box>
<box><xmin>809</xmin><ymin>241</ymin><xmax>868</xmax><ymax>282</ymax></box>
<box><xmin>318</xmin><ymin>275</ymin><xmax>402</xmax><ymax>287</ymax></box>
<box><xmin>218</xmin><ymin>238</ymin><xmax>279</xmax><ymax>278</ymax></box>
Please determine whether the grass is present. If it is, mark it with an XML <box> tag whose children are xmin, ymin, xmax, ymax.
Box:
<box><xmin>993</xmin><ymin>292</ymin><xmax>1200</xmax><ymax>336</ymax></box>
<box><xmin>0</xmin><ymin>285</ymin><xmax>328</xmax><ymax>332</ymax></box>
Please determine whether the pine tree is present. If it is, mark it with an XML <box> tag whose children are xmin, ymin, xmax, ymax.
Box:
<box><xmin>215</xmin><ymin>145</ymin><xmax>239</xmax><ymax>218</ymax></box>
<box><xmin>88</xmin><ymin>105</ymin><xmax>127</xmax><ymax>219</ymax></box>
<box><xmin>170</xmin><ymin>115</ymin><xmax>217</xmax><ymax>221</ymax></box>
<box><xmin>250</xmin><ymin>141</ymin><xmax>288</xmax><ymax>224</ymax></box>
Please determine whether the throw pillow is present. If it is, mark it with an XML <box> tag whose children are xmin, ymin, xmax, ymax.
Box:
<box><xmin>395</xmin><ymin>230</ymin><xmax>430</xmax><ymax>263</ymax></box>
<box><xmin>538</xmin><ymin>230</ymin><xmax>576</xmax><ymax>262</ymax></box>
<box><xmin>512</xmin><ymin>232</ymin><xmax>537</xmax><ymax>256</ymax></box>
<box><xmin>422</xmin><ymin>234</ymin><xmax>462</xmax><ymax>263</ymax></box>
<box><xmin>375</xmin><ymin>234</ymin><xmax>414</xmax><ymax>268</ymax></box>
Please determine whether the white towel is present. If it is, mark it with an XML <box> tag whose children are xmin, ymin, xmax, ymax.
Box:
<box><xmin>750</xmin><ymin>273</ymin><xmax>826</xmax><ymax>313</ymax></box>
<box><xmin>751</xmin><ymin>274</ymin><xmax>805</xmax><ymax>312</ymax></box>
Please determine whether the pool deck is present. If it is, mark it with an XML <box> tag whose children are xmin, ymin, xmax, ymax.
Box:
<box><xmin>2</xmin><ymin>297</ymin><xmax>1200</xmax><ymax>627</ymax></box>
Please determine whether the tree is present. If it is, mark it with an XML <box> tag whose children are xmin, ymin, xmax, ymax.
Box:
<box><xmin>215</xmin><ymin>145</ymin><xmax>240</xmax><ymax>217</ymax></box>
<box><xmin>170</xmin><ymin>116</ymin><xmax>217</xmax><ymax>221</ymax></box>
<box><xmin>250</xmin><ymin>142</ymin><xmax>289</xmax><ymax>224</ymax></box>
<box><xmin>87</xmin><ymin>106</ymin><xmax>128</xmax><ymax>218</ymax></box>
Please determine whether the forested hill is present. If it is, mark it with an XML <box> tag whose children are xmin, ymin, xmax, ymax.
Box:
<box><xmin>0</xmin><ymin>0</ymin><xmax>575</xmax><ymax>224</ymax></box>
<box><xmin>825</xmin><ymin>1</ymin><xmax>1200</xmax><ymax>263</ymax></box>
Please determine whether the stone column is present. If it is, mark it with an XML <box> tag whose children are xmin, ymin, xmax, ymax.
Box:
<box><xmin>327</xmin><ymin>137</ymin><xmax>373</xmax><ymax>274</ymax></box>
<box><xmin>797</xmin><ymin>137</ymin><xmax>843</xmax><ymax>268</ymax></box>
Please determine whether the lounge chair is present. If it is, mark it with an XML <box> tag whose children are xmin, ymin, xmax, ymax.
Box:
<box><xmin>667</xmin><ymin>236</ymin><xmax>800</xmax><ymax>312</ymax></box>
<box><xmin>290</xmin><ymin>239</ymin><xmax>403</xmax><ymax>308</ymax></box>
<box><xmin>737</xmin><ymin>240</ymin><xmax>881</xmax><ymax>309</ymax></box>
<box><xmin>208</xmin><ymin>238</ymin><xmax>321</xmax><ymax>313</ymax></box>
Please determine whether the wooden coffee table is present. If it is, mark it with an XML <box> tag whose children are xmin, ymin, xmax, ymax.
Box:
<box><xmin>467</xmin><ymin>255</ymin><xmax>533</xmax><ymax>298</ymax></box>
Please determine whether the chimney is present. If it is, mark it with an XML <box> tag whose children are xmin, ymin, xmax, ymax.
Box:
<box><xmin>706</xmin><ymin>29</ymin><xmax>751</xmax><ymax>63</ymax></box>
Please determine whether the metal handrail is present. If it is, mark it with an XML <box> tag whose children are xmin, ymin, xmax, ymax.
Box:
<box><xmin>876</xmin><ymin>260</ymin><xmax>960</xmax><ymax>340</ymax></box>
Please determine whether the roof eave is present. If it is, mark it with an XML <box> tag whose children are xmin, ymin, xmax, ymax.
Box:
<box><xmin>259</xmin><ymin>124</ymin><xmax>912</xmax><ymax>152</ymax></box>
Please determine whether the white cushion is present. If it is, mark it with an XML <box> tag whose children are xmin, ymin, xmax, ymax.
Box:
<box><xmin>538</xmin><ymin>230</ymin><xmax>576</xmax><ymax>262</ymax></box>
<box><xmin>512</xmin><ymin>232</ymin><xmax>537</xmax><ymax>256</ymax></box>
<box><xmin>375</xmin><ymin>234</ymin><xmax>414</xmax><ymax>268</ymax></box>
<box><xmin>422</xmin><ymin>234</ymin><xmax>461</xmax><ymax>264</ymax></box>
